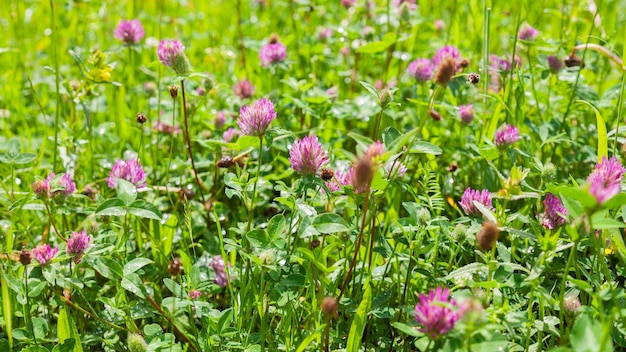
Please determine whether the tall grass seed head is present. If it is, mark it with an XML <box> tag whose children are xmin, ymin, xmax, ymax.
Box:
<box><xmin>477</xmin><ymin>222</ymin><xmax>499</xmax><ymax>251</ymax></box>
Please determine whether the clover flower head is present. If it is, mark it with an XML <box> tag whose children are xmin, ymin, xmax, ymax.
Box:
<box><xmin>459</xmin><ymin>188</ymin><xmax>493</xmax><ymax>217</ymax></box>
<box><xmin>114</xmin><ymin>19</ymin><xmax>145</xmax><ymax>45</ymax></box>
<box><xmin>414</xmin><ymin>287</ymin><xmax>459</xmax><ymax>339</ymax></box>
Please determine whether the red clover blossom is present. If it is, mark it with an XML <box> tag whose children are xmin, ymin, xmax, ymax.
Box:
<box><xmin>106</xmin><ymin>159</ymin><xmax>147</xmax><ymax>189</ymax></box>
<box><xmin>114</xmin><ymin>19</ymin><xmax>145</xmax><ymax>45</ymax></box>
<box><xmin>459</xmin><ymin>188</ymin><xmax>493</xmax><ymax>217</ymax></box>
<box><xmin>237</xmin><ymin>98</ymin><xmax>276</xmax><ymax>137</ymax></box>
<box><xmin>586</xmin><ymin>156</ymin><xmax>625</xmax><ymax>205</ymax></box>
<box><xmin>289</xmin><ymin>135</ymin><xmax>329</xmax><ymax>176</ymax></box>
<box><xmin>33</xmin><ymin>244</ymin><xmax>58</xmax><ymax>266</ymax></box>
<box><xmin>414</xmin><ymin>287</ymin><xmax>459</xmax><ymax>339</ymax></box>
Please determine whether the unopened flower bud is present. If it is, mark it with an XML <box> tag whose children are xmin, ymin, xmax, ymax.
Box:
<box><xmin>429</xmin><ymin>110</ymin><xmax>442</xmax><ymax>121</ymax></box>
<box><xmin>128</xmin><ymin>333</ymin><xmax>147</xmax><ymax>352</ymax></box>
<box><xmin>378</xmin><ymin>88</ymin><xmax>393</xmax><ymax>109</ymax></box>
<box><xmin>459</xmin><ymin>58</ymin><xmax>470</xmax><ymax>69</ymax></box>
<box><xmin>564</xmin><ymin>294</ymin><xmax>581</xmax><ymax>316</ymax></box>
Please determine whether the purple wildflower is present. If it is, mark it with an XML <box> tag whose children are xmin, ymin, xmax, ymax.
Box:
<box><xmin>237</xmin><ymin>98</ymin><xmax>277</xmax><ymax>137</ymax></box>
<box><xmin>547</xmin><ymin>55</ymin><xmax>563</xmax><ymax>74</ymax></box>
<box><xmin>114</xmin><ymin>19</ymin><xmax>145</xmax><ymax>45</ymax></box>
<box><xmin>393</xmin><ymin>0</ymin><xmax>417</xmax><ymax>9</ymax></box>
<box><xmin>433</xmin><ymin>45</ymin><xmax>461</xmax><ymax>68</ymax></box>
<box><xmin>434</xmin><ymin>19</ymin><xmax>445</xmax><ymax>31</ymax></box>
<box><xmin>458</xmin><ymin>104</ymin><xmax>475</xmax><ymax>124</ymax></box>
<box><xmin>32</xmin><ymin>244</ymin><xmax>58</xmax><ymax>266</ymax></box>
<box><xmin>233</xmin><ymin>79</ymin><xmax>255</xmax><ymax>99</ymax></box>
<box><xmin>215</xmin><ymin>111</ymin><xmax>226</xmax><ymax>129</ymax></box>
<box><xmin>541</xmin><ymin>193</ymin><xmax>568</xmax><ymax>229</ymax></box>
<box><xmin>414</xmin><ymin>287</ymin><xmax>459</xmax><ymax>339</ymax></box>
<box><xmin>157</xmin><ymin>40</ymin><xmax>190</xmax><ymax>75</ymax></box>
<box><xmin>407</xmin><ymin>58</ymin><xmax>434</xmax><ymax>83</ymax></box>
<box><xmin>385</xmin><ymin>161</ymin><xmax>407</xmax><ymax>179</ymax></box>
<box><xmin>325</xmin><ymin>170</ymin><xmax>351</xmax><ymax>192</ymax></box>
<box><xmin>259</xmin><ymin>40</ymin><xmax>287</xmax><ymax>66</ymax></box>
<box><xmin>341</xmin><ymin>0</ymin><xmax>356</xmax><ymax>8</ymax></box>
<box><xmin>289</xmin><ymin>135</ymin><xmax>329</xmax><ymax>176</ymax></box>
<box><xmin>366</xmin><ymin>141</ymin><xmax>385</xmax><ymax>159</ymax></box>
<box><xmin>319</xmin><ymin>28</ymin><xmax>333</xmax><ymax>41</ymax></box>
<box><xmin>32</xmin><ymin>173</ymin><xmax>76</xmax><ymax>199</ymax></box>
<box><xmin>459</xmin><ymin>188</ymin><xmax>493</xmax><ymax>217</ymax></box>
<box><xmin>518</xmin><ymin>23</ymin><xmax>539</xmax><ymax>41</ymax></box>
<box><xmin>32</xmin><ymin>173</ymin><xmax>54</xmax><ymax>198</ymax></box>
<box><xmin>209</xmin><ymin>256</ymin><xmax>229</xmax><ymax>287</ymax></box>
<box><xmin>223</xmin><ymin>128</ymin><xmax>239</xmax><ymax>143</ymax></box>
<box><xmin>494</xmin><ymin>124</ymin><xmax>521</xmax><ymax>149</ymax></box>
<box><xmin>153</xmin><ymin>121</ymin><xmax>181</xmax><ymax>135</ymax></box>
<box><xmin>490</xmin><ymin>55</ymin><xmax>521</xmax><ymax>74</ymax></box>
<box><xmin>188</xmin><ymin>290</ymin><xmax>202</xmax><ymax>299</ymax></box>
<box><xmin>586</xmin><ymin>156</ymin><xmax>625</xmax><ymax>205</ymax></box>
<box><xmin>106</xmin><ymin>159</ymin><xmax>147</xmax><ymax>189</ymax></box>
<box><xmin>66</xmin><ymin>230</ymin><xmax>91</xmax><ymax>262</ymax></box>
<box><xmin>59</xmin><ymin>173</ymin><xmax>77</xmax><ymax>196</ymax></box>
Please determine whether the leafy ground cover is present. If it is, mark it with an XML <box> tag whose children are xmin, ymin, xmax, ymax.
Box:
<box><xmin>1</xmin><ymin>0</ymin><xmax>626</xmax><ymax>351</ymax></box>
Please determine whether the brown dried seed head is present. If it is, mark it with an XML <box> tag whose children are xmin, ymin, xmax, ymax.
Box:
<box><xmin>477</xmin><ymin>222</ymin><xmax>499</xmax><ymax>251</ymax></box>
<box><xmin>459</xmin><ymin>58</ymin><xmax>470</xmax><ymax>69</ymax></box>
<box><xmin>169</xmin><ymin>85</ymin><xmax>179</xmax><ymax>99</ymax></box>
<box><xmin>217</xmin><ymin>156</ymin><xmax>236</xmax><ymax>168</ymax></box>
<box><xmin>19</xmin><ymin>247</ymin><xmax>32</xmax><ymax>266</ymax></box>
<box><xmin>269</xmin><ymin>33</ymin><xmax>280</xmax><ymax>44</ymax></box>
<box><xmin>310</xmin><ymin>239</ymin><xmax>321</xmax><ymax>249</ymax></box>
<box><xmin>168</xmin><ymin>257</ymin><xmax>183</xmax><ymax>276</ymax></box>
<box><xmin>565</xmin><ymin>54</ymin><xmax>583</xmax><ymax>68</ymax></box>
<box><xmin>136</xmin><ymin>112</ymin><xmax>147</xmax><ymax>124</ymax></box>
<box><xmin>321</xmin><ymin>296</ymin><xmax>339</xmax><ymax>318</ymax></box>
<box><xmin>448</xmin><ymin>162</ymin><xmax>459</xmax><ymax>173</ymax></box>
<box><xmin>352</xmin><ymin>156</ymin><xmax>375</xmax><ymax>193</ymax></box>
<box><xmin>320</xmin><ymin>168</ymin><xmax>334</xmax><ymax>181</ymax></box>
<box><xmin>467</xmin><ymin>73</ymin><xmax>480</xmax><ymax>85</ymax></box>
<box><xmin>435</xmin><ymin>56</ymin><xmax>456</xmax><ymax>86</ymax></box>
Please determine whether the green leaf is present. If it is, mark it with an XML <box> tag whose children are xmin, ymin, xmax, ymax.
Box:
<box><xmin>576</xmin><ymin>100</ymin><xmax>607</xmax><ymax>162</ymax></box>
<box><xmin>267</xmin><ymin>214</ymin><xmax>286</xmax><ymax>241</ymax></box>
<box><xmin>13</xmin><ymin>153</ymin><xmax>37</xmax><ymax>165</ymax></box>
<box><xmin>128</xmin><ymin>200</ymin><xmax>162</xmax><ymax>220</ymax></box>
<box><xmin>346</xmin><ymin>280</ymin><xmax>372</xmax><ymax>352</ymax></box>
<box><xmin>1</xmin><ymin>275</ymin><xmax>13</xmax><ymax>348</ymax></box>
<box><xmin>123</xmin><ymin>258</ymin><xmax>154</xmax><ymax>275</ymax></box>
<box><xmin>52</xmin><ymin>339</ymin><xmax>76</xmax><ymax>352</ymax></box>
<box><xmin>570</xmin><ymin>314</ymin><xmax>613</xmax><ymax>352</ymax></box>
<box><xmin>7</xmin><ymin>138</ymin><xmax>20</xmax><ymax>158</ymax></box>
<box><xmin>391</xmin><ymin>322</ymin><xmax>421</xmax><ymax>337</ymax></box>
<box><xmin>359</xmin><ymin>81</ymin><xmax>379</xmax><ymax>98</ymax></box>
<box><xmin>121</xmin><ymin>273</ymin><xmax>146</xmax><ymax>298</ymax></box>
<box><xmin>235</xmin><ymin>135</ymin><xmax>261</xmax><ymax>151</ymax></box>
<box><xmin>95</xmin><ymin>198</ymin><xmax>127</xmax><ymax>217</ymax></box>
<box><xmin>356</xmin><ymin>32</ymin><xmax>396</xmax><ymax>54</ymax></box>
<box><xmin>93</xmin><ymin>257</ymin><xmax>124</xmax><ymax>280</ymax></box>
<box><xmin>57</xmin><ymin>307</ymin><xmax>83</xmax><ymax>352</ymax></box>
<box><xmin>116</xmin><ymin>179</ymin><xmax>137</xmax><ymax>206</ymax></box>
<box><xmin>312</xmin><ymin>213</ymin><xmax>350</xmax><ymax>234</ymax></box>
<box><xmin>409</xmin><ymin>141</ymin><xmax>443</xmax><ymax>155</ymax></box>
<box><xmin>445</xmin><ymin>263</ymin><xmax>488</xmax><ymax>281</ymax></box>
<box><xmin>382</xmin><ymin>127</ymin><xmax>401</xmax><ymax>146</ymax></box>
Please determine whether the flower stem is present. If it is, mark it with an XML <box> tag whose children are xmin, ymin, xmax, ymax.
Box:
<box><xmin>50</xmin><ymin>0</ymin><xmax>60</xmax><ymax>171</ymax></box>
<box><xmin>338</xmin><ymin>191</ymin><xmax>370</xmax><ymax>301</ymax></box>
<box><xmin>181</xmin><ymin>80</ymin><xmax>208</xmax><ymax>213</ymax></box>
<box><xmin>247</xmin><ymin>137</ymin><xmax>264</xmax><ymax>231</ymax></box>
<box><xmin>43</xmin><ymin>200</ymin><xmax>65</xmax><ymax>243</ymax></box>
